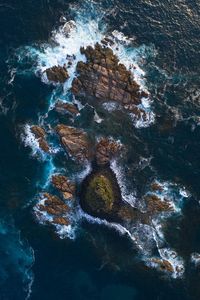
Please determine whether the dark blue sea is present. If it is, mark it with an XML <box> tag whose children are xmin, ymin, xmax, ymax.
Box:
<box><xmin>0</xmin><ymin>0</ymin><xmax>200</xmax><ymax>299</ymax></box>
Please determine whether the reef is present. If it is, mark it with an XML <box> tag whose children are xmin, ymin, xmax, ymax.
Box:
<box><xmin>26</xmin><ymin>29</ymin><xmax>185</xmax><ymax>279</ymax></box>
<box><xmin>72</xmin><ymin>43</ymin><xmax>149</xmax><ymax>120</ymax></box>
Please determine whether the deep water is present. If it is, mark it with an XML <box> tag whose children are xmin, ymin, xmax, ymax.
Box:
<box><xmin>0</xmin><ymin>0</ymin><xmax>200</xmax><ymax>299</ymax></box>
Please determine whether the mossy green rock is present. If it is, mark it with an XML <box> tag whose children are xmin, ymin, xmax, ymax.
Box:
<box><xmin>85</xmin><ymin>174</ymin><xmax>114</xmax><ymax>213</ymax></box>
<box><xmin>80</xmin><ymin>168</ymin><xmax>122</xmax><ymax>220</ymax></box>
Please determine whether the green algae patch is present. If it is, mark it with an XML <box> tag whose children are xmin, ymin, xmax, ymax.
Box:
<box><xmin>85</xmin><ymin>174</ymin><xmax>114</xmax><ymax>213</ymax></box>
<box><xmin>80</xmin><ymin>167</ymin><xmax>123</xmax><ymax>221</ymax></box>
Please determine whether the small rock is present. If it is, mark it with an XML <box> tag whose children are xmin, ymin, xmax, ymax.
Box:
<box><xmin>31</xmin><ymin>125</ymin><xmax>50</xmax><ymax>152</ymax></box>
<box><xmin>55</xmin><ymin>124</ymin><xmax>91</xmax><ymax>161</ymax></box>
<box><xmin>51</xmin><ymin>174</ymin><xmax>75</xmax><ymax>200</ymax></box>
<box><xmin>55</xmin><ymin>101</ymin><xmax>79</xmax><ymax>116</ymax></box>
<box><xmin>45</xmin><ymin>65</ymin><xmax>69</xmax><ymax>83</ymax></box>
<box><xmin>96</xmin><ymin>138</ymin><xmax>122</xmax><ymax>166</ymax></box>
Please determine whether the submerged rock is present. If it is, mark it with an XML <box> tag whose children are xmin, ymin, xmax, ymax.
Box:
<box><xmin>51</xmin><ymin>174</ymin><xmax>75</xmax><ymax>200</ymax></box>
<box><xmin>31</xmin><ymin>125</ymin><xmax>50</xmax><ymax>152</ymax></box>
<box><xmin>72</xmin><ymin>43</ymin><xmax>148</xmax><ymax>119</ymax></box>
<box><xmin>45</xmin><ymin>65</ymin><xmax>69</xmax><ymax>83</ymax></box>
<box><xmin>55</xmin><ymin>124</ymin><xmax>91</xmax><ymax>161</ymax></box>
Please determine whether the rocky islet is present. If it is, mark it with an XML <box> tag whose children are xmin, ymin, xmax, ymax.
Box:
<box><xmin>28</xmin><ymin>36</ymin><xmax>181</xmax><ymax>278</ymax></box>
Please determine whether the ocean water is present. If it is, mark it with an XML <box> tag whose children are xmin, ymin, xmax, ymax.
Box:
<box><xmin>0</xmin><ymin>0</ymin><xmax>200</xmax><ymax>299</ymax></box>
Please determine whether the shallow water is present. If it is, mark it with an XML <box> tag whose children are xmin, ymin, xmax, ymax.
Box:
<box><xmin>0</xmin><ymin>0</ymin><xmax>200</xmax><ymax>299</ymax></box>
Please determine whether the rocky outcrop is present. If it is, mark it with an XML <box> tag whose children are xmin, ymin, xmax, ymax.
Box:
<box><xmin>31</xmin><ymin>125</ymin><xmax>50</xmax><ymax>152</ymax></box>
<box><xmin>80</xmin><ymin>168</ymin><xmax>121</xmax><ymax>220</ymax></box>
<box><xmin>45</xmin><ymin>65</ymin><xmax>69</xmax><ymax>83</ymax></box>
<box><xmin>95</xmin><ymin>138</ymin><xmax>121</xmax><ymax>166</ymax></box>
<box><xmin>52</xmin><ymin>216</ymin><xmax>70</xmax><ymax>226</ymax></box>
<box><xmin>38</xmin><ymin>192</ymin><xmax>70</xmax><ymax>217</ymax></box>
<box><xmin>80</xmin><ymin>167</ymin><xmax>147</xmax><ymax>223</ymax></box>
<box><xmin>51</xmin><ymin>174</ymin><xmax>75</xmax><ymax>200</ymax></box>
<box><xmin>151</xmin><ymin>182</ymin><xmax>164</xmax><ymax>192</ymax></box>
<box><xmin>72</xmin><ymin>43</ymin><xmax>148</xmax><ymax>118</ymax></box>
<box><xmin>55</xmin><ymin>124</ymin><xmax>91</xmax><ymax>161</ymax></box>
<box><xmin>145</xmin><ymin>194</ymin><xmax>173</xmax><ymax>214</ymax></box>
<box><xmin>55</xmin><ymin>101</ymin><xmax>79</xmax><ymax>116</ymax></box>
<box><xmin>150</xmin><ymin>258</ymin><xmax>174</xmax><ymax>273</ymax></box>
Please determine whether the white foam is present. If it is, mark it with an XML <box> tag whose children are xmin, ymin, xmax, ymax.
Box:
<box><xmin>191</xmin><ymin>252</ymin><xmax>200</xmax><ymax>267</ymax></box>
<box><xmin>55</xmin><ymin>224</ymin><xmax>76</xmax><ymax>240</ymax></box>
<box><xmin>94</xmin><ymin>110</ymin><xmax>103</xmax><ymax>123</ymax></box>
<box><xmin>21</xmin><ymin>124</ymin><xmax>46</xmax><ymax>159</ymax></box>
<box><xmin>24</xmin><ymin>247</ymin><xmax>35</xmax><ymax>300</ymax></box>
<box><xmin>110</xmin><ymin>159</ymin><xmax>138</xmax><ymax>208</ymax></box>
<box><xmin>75</xmin><ymin>161</ymin><xmax>92</xmax><ymax>182</ymax></box>
<box><xmin>159</xmin><ymin>248</ymin><xmax>185</xmax><ymax>279</ymax></box>
<box><xmin>102</xmin><ymin>101</ymin><xmax>120</xmax><ymax>112</ymax></box>
<box><xmin>78</xmin><ymin>208</ymin><xmax>143</xmax><ymax>250</ymax></box>
<box><xmin>130</xmin><ymin>110</ymin><xmax>155</xmax><ymax>128</ymax></box>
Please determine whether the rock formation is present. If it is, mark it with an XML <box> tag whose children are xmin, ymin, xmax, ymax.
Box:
<box><xmin>80</xmin><ymin>167</ymin><xmax>147</xmax><ymax>224</ymax></box>
<box><xmin>55</xmin><ymin>100</ymin><xmax>79</xmax><ymax>116</ymax></box>
<box><xmin>51</xmin><ymin>174</ymin><xmax>75</xmax><ymax>200</ymax></box>
<box><xmin>31</xmin><ymin>125</ymin><xmax>50</xmax><ymax>152</ymax></box>
<box><xmin>95</xmin><ymin>138</ymin><xmax>121</xmax><ymax>166</ymax></box>
<box><xmin>150</xmin><ymin>258</ymin><xmax>174</xmax><ymax>273</ymax></box>
<box><xmin>72</xmin><ymin>43</ymin><xmax>148</xmax><ymax>119</ymax></box>
<box><xmin>45</xmin><ymin>65</ymin><xmax>69</xmax><ymax>83</ymax></box>
<box><xmin>55</xmin><ymin>124</ymin><xmax>91</xmax><ymax>161</ymax></box>
<box><xmin>38</xmin><ymin>193</ymin><xmax>70</xmax><ymax>225</ymax></box>
<box><xmin>144</xmin><ymin>194</ymin><xmax>173</xmax><ymax>214</ymax></box>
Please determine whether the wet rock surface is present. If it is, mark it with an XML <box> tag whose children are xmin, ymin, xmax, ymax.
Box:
<box><xmin>55</xmin><ymin>124</ymin><xmax>91</xmax><ymax>161</ymax></box>
<box><xmin>45</xmin><ymin>65</ymin><xmax>69</xmax><ymax>83</ymax></box>
<box><xmin>38</xmin><ymin>193</ymin><xmax>70</xmax><ymax>221</ymax></box>
<box><xmin>55</xmin><ymin>101</ymin><xmax>79</xmax><ymax>116</ymax></box>
<box><xmin>150</xmin><ymin>258</ymin><xmax>174</xmax><ymax>273</ymax></box>
<box><xmin>72</xmin><ymin>43</ymin><xmax>148</xmax><ymax>119</ymax></box>
<box><xmin>95</xmin><ymin>138</ymin><xmax>122</xmax><ymax>166</ymax></box>
<box><xmin>52</xmin><ymin>174</ymin><xmax>75</xmax><ymax>200</ymax></box>
<box><xmin>144</xmin><ymin>194</ymin><xmax>173</xmax><ymax>214</ymax></box>
<box><xmin>31</xmin><ymin>125</ymin><xmax>50</xmax><ymax>152</ymax></box>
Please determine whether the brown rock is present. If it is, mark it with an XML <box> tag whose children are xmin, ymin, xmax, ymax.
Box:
<box><xmin>31</xmin><ymin>125</ymin><xmax>50</xmax><ymax>152</ymax></box>
<box><xmin>151</xmin><ymin>258</ymin><xmax>174</xmax><ymax>273</ymax></box>
<box><xmin>72</xmin><ymin>43</ymin><xmax>146</xmax><ymax>119</ymax></box>
<box><xmin>55</xmin><ymin>124</ymin><xmax>91</xmax><ymax>161</ymax></box>
<box><xmin>52</xmin><ymin>217</ymin><xmax>70</xmax><ymax>226</ymax></box>
<box><xmin>151</xmin><ymin>182</ymin><xmax>164</xmax><ymax>192</ymax></box>
<box><xmin>144</xmin><ymin>194</ymin><xmax>173</xmax><ymax>214</ymax></box>
<box><xmin>51</xmin><ymin>175</ymin><xmax>75</xmax><ymax>199</ymax></box>
<box><xmin>39</xmin><ymin>193</ymin><xmax>70</xmax><ymax>215</ymax></box>
<box><xmin>45</xmin><ymin>65</ymin><xmax>69</xmax><ymax>83</ymax></box>
<box><xmin>55</xmin><ymin>101</ymin><xmax>79</xmax><ymax>116</ymax></box>
<box><xmin>96</xmin><ymin>138</ymin><xmax>121</xmax><ymax>166</ymax></box>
